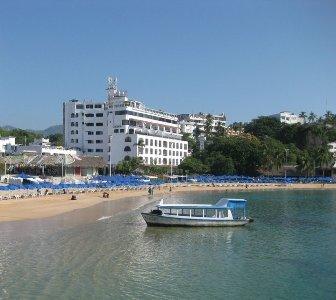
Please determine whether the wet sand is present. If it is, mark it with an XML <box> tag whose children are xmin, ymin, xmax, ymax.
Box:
<box><xmin>0</xmin><ymin>183</ymin><xmax>335</xmax><ymax>222</ymax></box>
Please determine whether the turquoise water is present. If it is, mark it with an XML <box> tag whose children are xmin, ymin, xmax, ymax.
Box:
<box><xmin>0</xmin><ymin>190</ymin><xmax>336</xmax><ymax>299</ymax></box>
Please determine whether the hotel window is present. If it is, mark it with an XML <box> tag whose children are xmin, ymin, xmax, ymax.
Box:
<box><xmin>180</xmin><ymin>143</ymin><xmax>183</xmax><ymax>149</ymax></box>
<box><xmin>96</xmin><ymin>140</ymin><xmax>103</xmax><ymax>144</ymax></box>
<box><xmin>96</xmin><ymin>123</ymin><xmax>103</xmax><ymax>126</ymax></box>
<box><xmin>155</xmin><ymin>149</ymin><xmax>157</xmax><ymax>155</ymax></box>
<box><xmin>158</xmin><ymin>158</ymin><xmax>161</xmax><ymax>164</ymax></box>
<box><xmin>122</xmin><ymin>120</ymin><xmax>130</xmax><ymax>125</ymax></box>
<box><xmin>87</xmin><ymin>131</ymin><xmax>94</xmax><ymax>135</ymax></box>
<box><xmin>129</xmin><ymin>129</ymin><xmax>134</xmax><ymax>134</ymax></box>
<box><xmin>125</xmin><ymin>136</ymin><xmax>132</xmax><ymax>142</ymax></box>
<box><xmin>155</xmin><ymin>140</ymin><xmax>157</xmax><ymax>147</ymax></box>
<box><xmin>173</xmin><ymin>151</ymin><xmax>175</xmax><ymax>156</ymax></box>
<box><xmin>159</xmin><ymin>141</ymin><xmax>162</xmax><ymax>147</ymax></box>
<box><xmin>96</xmin><ymin>149</ymin><xmax>103</xmax><ymax>153</ymax></box>
<box><xmin>124</xmin><ymin>146</ymin><xmax>131</xmax><ymax>152</ymax></box>
<box><xmin>150</xmin><ymin>158</ymin><xmax>153</xmax><ymax>164</ymax></box>
<box><xmin>120</xmin><ymin>129</ymin><xmax>125</xmax><ymax>133</ymax></box>
<box><xmin>114</xmin><ymin>129</ymin><xmax>119</xmax><ymax>133</ymax></box>
<box><xmin>163</xmin><ymin>141</ymin><xmax>167</xmax><ymax>147</ymax></box>
<box><xmin>76</xmin><ymin>130</ymin><xmax>78</xmax><ymax>134</ymax></box>
<box><xmin>71</xmin><ymin>113</ymin><xmax>75</xmax><ymax>118</ymax></box>
<box><xmin>76</xmin><ymin>104</ymin><xmax>84</xmax><ymax>109</ymax></box>
<box><xmin>180</xmin><ymin>151</ymin><xmax>182</xmax><ymax>156</ymax></box>
<box><xmin>169</xmin><ymin>150</ymin><xmax>171</xmax><ymax>156</ymax></box>
<box><xmin>184</xmin><ymin>144</ymin><xmax>187</xmax><ymax>150</ymax></box>
<box><xmin>145</xmin><ymin>148</ymin><xmax>148</xmax><ymax>154</ymax></box>
<box><xmin>85</xmin><ymin>113</ymin><xmax>94</xmax><ymax>117</ymax></box>
<box><xmin>71</xmin><ymin>122</ymin><xmax>75</xmax><ymax>126</ymax></box>
<box><xmin>87</xmin><ymin>140</ymin><xmax>93</xmax><ymax>144</ymax></box>
<box><xmin>159</xmin><ymin>149</ymin><xmax>162</xmax><ymax>155</ymax></box>
<box><xmin>145</xmin><ymin>139</ymin><xmax>148</xmax><ymax>145</ymax></box>
<box><xmin>86</xmin><ymin>104</ymin><xmax>94</xmax><ymax>109</ymax></box>
<box><xmin>71</xmin><ymin>139</ymin><xmax>74</xmax><ymax>143</ymax></box>
<box><xmin>86</xmin><ymin>123</ymin><xmax>94</xmax><ymax>127</ymax></box>
<box><xmin>96</xmin><ymin>131</ymin><xmax>103</xmax><ymax>135</ymax></box>
<box><xmin>88</xmin><ymin>149</ymin><xmax>93</xmax><ymax>153</ymax></box>
<box><xmin>184</xmin><ymin>152</ymin><xmax>187</xmax><ymax>157</ymax></box>
<box><xmin>150</xmin><ymin>140</ymin><xmax>153</xmax><ymax>146</ymax></box>
<box><xmin>163</xmin><ymin>150</ymin><xmax>167</xmax><ymax>156</ymax></box>
<box><xmin>163</xmin><ymin>158</ymin><xmax>167</xmax><ymax>165</ymax></box>
<box><xmin>71</xmin><ymin>130</ymin><xmax>74</xmax><ymax>134</ymax></box>
<box><xmin>95</xmin><ymin>104</ymin><xmax>102</xmax><ymax>109</ymax></box>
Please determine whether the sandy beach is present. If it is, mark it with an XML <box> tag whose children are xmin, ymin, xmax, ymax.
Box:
<box><xmin>0</xmin><ymin>183</ymin><xmax>336</xmax><ymax>222</ymax></box>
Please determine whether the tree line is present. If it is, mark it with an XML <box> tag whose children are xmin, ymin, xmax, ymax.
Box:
<box><xmin>179</xmin><ymin>112</ymin><xmax>336</xmax><ymax>177</ymax></box>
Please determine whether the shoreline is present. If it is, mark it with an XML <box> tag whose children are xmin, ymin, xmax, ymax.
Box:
<box><xmin>1</xmin><ymin>183</ymin><xmax>336</xmax><ymax>223</ymax></box>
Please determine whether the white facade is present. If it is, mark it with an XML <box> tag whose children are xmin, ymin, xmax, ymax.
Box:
<box><xmin>178</xmin><ymin>113</ymin><xmax>227</xmax><ymax>134</ymax></box>
<box><xmin>16</xmin><ymin>138</ymin><xmax>77</xmax><ymax>155</ymax></box>
<box><xmin>0</xmin><ymin>137</ymin><xmax>16</xmax><ymax>155</ymax></box>
<box><xmin>270</xmin><ymin>111</ymin><xmax>305</xmax><ymax>125</ymax></box>
<box><xmin>63</xmin><ymin>77</ymin><xmax>188</xmax><ymax>166</ymax></box>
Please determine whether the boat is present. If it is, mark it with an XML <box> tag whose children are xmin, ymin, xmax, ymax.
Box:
<box><xmin>141</xmin><ymin>198</ymin><xmax>252</xmax><ymax>227</ymax></box>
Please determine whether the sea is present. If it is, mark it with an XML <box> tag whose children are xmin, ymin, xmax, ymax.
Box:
<box><xmin>0</xmin><ymin>189</ymin><xmax>336</xmax><ymax>299</ymax></box>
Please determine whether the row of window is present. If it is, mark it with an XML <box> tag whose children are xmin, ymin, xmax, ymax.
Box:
<box><xmin>138</xmin><ymin>147</ymin><xmax>187</xmax><ymax>157</ymax></box>
<box><xmin>87</xmin><ymin>131</ymin><xmax>103</xmax><ymax>135</ymax></box>
<box><xmin>85</xmin><ymin>113</ymin><xmax>103</xmax><ymax>117</ymax></box>
<box><xmin>143</xmin><ymin>138</ymin><xmax>187</xmax><ymax>150</ymax></box>
<box><xmin>87</xmin><ymin>149</ymin><xmax>104</xmax><ymax>153</ymax></box>
<box><xmin>87</xmin><ymin>140</ymin><xmax>104</xmax><ymax>144</ymax></box>
<box><xmin>76</xmin><ymin>104</ymin><xmax>103</xmax><ymax>109</ymax></box>
<box><xmin>141</xmin><ymin>157</ymin><xmax>181</xmax><ymax>166</ymax></box>
<box><xmin>85</xmin><ymin>123</ymin><xmax>104</xmax><ymax>127</ymax></box>
<box><xmin>114</xmin><ymin>110</ymin><xmax>178</xmax><ymax>124</ymax></box>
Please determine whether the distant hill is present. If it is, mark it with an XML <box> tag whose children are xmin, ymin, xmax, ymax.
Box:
<box><xmin>41</xmin><ymin>125</ymin><xmax>63</xmax><ymax>136</ymax></box>
<box><xmin>0</xmin><ymin>125</ymin><xmax>63</xmax><ymax>136</ymax></box>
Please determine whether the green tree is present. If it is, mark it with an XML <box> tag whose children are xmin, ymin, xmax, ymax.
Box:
<box><xmin>316</xmin><ymin>146</ymin><xmax>334</xmax><ymax>177</ymax></box>
<box><xmin>308</xmin><ymin>112</ymin><xmax>317</xmax><ymax>123</ymax></box>
<box><xmin>48</xmin><ymin>133</ymin><xmax>64</xmax><ymax>146</ymax></box>
<box><xmin>204</xmin><ymin>114</ymin><xmax>214</xmax><ymax>138</ymax></box>
<box><xmin>297</xmin><ymin>150</ymin><xmax>315</xmax><ymax>177</ymax></box>
<box><xmin>179</xmin><ymin>156</ymin><xmax>208</xmax><ymax>174</ymax></box>
<box><xmin>115</xmin><ymin>157</ymin><xmax>142</xmax><ymax>174</ymax></box>
<box><xmin>244</xmin><ymin>116</ymin><xmax>282</xmax><ymax>139</ymax></box>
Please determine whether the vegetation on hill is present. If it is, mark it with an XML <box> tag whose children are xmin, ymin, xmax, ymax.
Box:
<box><xmin>0</xmin><ymin>127</ymin><xmax>63</xmax><ymax>146</ymax></box>
<box><xmin>179</xmin><ymin>112</ymin><xmax>336</xmax><ymax>177</ymax></box>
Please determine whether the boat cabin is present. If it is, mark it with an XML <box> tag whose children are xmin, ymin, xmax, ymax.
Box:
<box><xmin>156</xmin><ymin>198</ymin><xmax>247</xmax><ymax>220</ymax></box>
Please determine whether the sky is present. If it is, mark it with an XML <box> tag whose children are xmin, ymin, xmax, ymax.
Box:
<box><xmin>0</xmin><ymin>0</ymin><xmax>335</xmax><ymax>129</ymax></box>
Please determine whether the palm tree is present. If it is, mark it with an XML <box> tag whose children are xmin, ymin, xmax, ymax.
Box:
<box><xmin>316</xmin><ymin>146</ymin><xmax>333</xmax><ymax>177</ymax></box>
<box><xmin>298</xmin><ymin>151</ymin><xmax>314</xmax><ymax>177</ymax></box>
<box><xmin>299</xmin><ymin>111</ymin><xmax>307</xmax><ymax>121</ymax></box>
<box><xmin>308</xmin><ymin>112</ymin><xmax>317</xmax><ymax>123</ymax></box>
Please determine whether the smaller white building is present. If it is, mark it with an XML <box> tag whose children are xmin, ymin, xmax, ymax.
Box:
<box><xmin>15</xmin><ymin>138</ymin><xmax>77</xmax><ymax>155</ymax></box>
<box><xmin>178</xmin><ymin>113</ymin><xmax>227</xmax><ymax>134</ymax></box>
<box><xmin>0</xmin><ymin>137</ymin><xmax>16</xmax><ymax>155</ymax></box>
<box><xmin>270</xmin><ymin>112</ymin><xmax>305</xmax><ymax>125</ymax></box>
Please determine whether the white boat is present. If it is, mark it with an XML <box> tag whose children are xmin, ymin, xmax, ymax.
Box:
<box><xmin>141</xmin><ymin>198</ymin><xmax>252</xmax><ymax>227</ymax></box>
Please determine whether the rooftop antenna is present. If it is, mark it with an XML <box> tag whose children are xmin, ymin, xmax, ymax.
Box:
<box><xmin>106</xmin><ymin>76</ymin><xmax>118</xmax><ymax>100</ymax></box>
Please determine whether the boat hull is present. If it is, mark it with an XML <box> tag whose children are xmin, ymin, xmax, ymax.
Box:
<box><xmin>141</xmin><ymin>213</ymin><xmax>249</xmax><ymax>227</ymax></box>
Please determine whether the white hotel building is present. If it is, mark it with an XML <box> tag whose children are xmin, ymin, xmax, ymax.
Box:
<box><xmin>63</xmin><ymin>78</ymin><xmax>188</xmax><ymax>166</ymax></box>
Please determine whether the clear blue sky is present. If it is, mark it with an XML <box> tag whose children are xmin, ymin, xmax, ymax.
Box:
<box><xmin>0</xmin><ymin>0</ymin><xmax>335</xmax><ymax>129</ymax></box>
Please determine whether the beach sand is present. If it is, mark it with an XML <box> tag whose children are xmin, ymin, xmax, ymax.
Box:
<box><xmin>0</xmin><ymin>183</ymin><xmax>335</xmax><ymax>222</ymax></box>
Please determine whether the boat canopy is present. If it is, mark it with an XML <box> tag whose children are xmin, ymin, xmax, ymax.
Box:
<box><xmin>157</xmin><ymin>198</ymin><xmax>246</xmax><ymax>210</ymax></box>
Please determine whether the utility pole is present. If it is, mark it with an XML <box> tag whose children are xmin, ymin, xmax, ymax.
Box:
<box><xmin>109</xmin><ymin>135</ymin><xmax>112</xmax><ymax>176</ymax></box>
